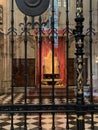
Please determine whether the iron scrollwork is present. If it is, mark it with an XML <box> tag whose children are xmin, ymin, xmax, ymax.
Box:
<box><xmin>74</xmin><ymin>0</ymin><xmax>85</xmax><ymax>129</ymax></box>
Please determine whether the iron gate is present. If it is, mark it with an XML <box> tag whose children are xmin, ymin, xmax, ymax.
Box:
<box><xmin>0</xmin><ymin>0</ymin><xmax>98</xmax><ymax>130</ymax></box>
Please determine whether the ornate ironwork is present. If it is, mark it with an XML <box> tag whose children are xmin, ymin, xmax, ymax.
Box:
<box><xmin>66</xmin><ymin>0</ymin><xmax>69</xmax><ymax>129</ymax></box>
<box><xmin>73</xmin><ymin>0</ymin><xmax>85</xmax><ymax>129</ymax></box>
<box><xmin>31</xmin><ymin>15</ymin><xmax>48</xmax><ymax>130</ymax></box>
<box><xmin>51</xmin><ymin>0</ymin><xmax>55</xmax><ymax>129</ymax></box>
<box><xmin>19</xmin><ymin>17</ymin><xmax>32</xmax><ymax>36</ymax></box>
<box><xmin>10</xmin><ymin>0</ymin><xmax>15</xmax><ymax>129</ymax></box>
<box><xmin>88</xmin><ymin>0</ymin><xmax>95</xmax><ymax>129</ymax></box>
<box><xmin>1</xmin><ymin>0</ymin><xmax>98</xmax><ymax>130</ymax></box>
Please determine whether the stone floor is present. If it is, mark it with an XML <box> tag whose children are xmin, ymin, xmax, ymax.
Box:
<box><xmin>0</xmin><ymin>93</ymin><xmax>98</xmax><ymax>130</ymax></box>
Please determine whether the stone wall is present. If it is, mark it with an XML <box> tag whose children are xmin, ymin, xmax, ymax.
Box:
<box><xmin>0</xmin><ymin>0</ymin><xmax>98</xmax><ymax>93</ymax></box>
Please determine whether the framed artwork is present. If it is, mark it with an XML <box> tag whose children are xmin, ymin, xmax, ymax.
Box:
<box><xmin>0</xmin><ymin>5</ymin><xmax>3</xmax><ymax>24</ymax></box>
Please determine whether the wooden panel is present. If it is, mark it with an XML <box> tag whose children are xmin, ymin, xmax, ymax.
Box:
<box><xmin>68</xmin><ymin>58</ymin><xmax>75</xmax><ymax>85</ymax></box>
<box><xmin>13</xmin><ymin>59</ymin><xmax>35</xmax><ymax>87</ymax></box>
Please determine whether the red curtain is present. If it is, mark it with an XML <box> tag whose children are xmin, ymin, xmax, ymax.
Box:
<box><xmin>36</xmin><ymin>36</ymin><xmax>66</xmax><ymax>87</ymax></box>
<box><xmin>58</xmin><ymin>37</ymin><xmax>66</xmax><ymax>85</ymax></box>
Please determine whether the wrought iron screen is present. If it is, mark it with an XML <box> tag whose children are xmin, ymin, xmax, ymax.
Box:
<box><xmin>0</xmin><ymin>0</ymin><xmax>98</xmax><ymax>130</ymax></box>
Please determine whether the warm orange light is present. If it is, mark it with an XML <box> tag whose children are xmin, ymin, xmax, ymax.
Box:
<box><xmin>0</xmin><ymin>0</ymin><xmax>3</xmax><ymax>4</ymax></box>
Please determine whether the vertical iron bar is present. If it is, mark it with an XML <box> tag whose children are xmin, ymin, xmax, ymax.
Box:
<box><xmin>51</xmin><ymin>0</ymin><xmax>55</xmax><ymax>129</ymax></box>
<box><xmin>39</xmin><ymin>16</ymin><xmax>42</xmax><ymax>105</ymax></box>
<box><xmin>24</xmin><ymin>15</ymin><xmax>28</xmax><ymax>130</ymax></box>
<box><xmin>51</xmin><ymin>0</ymin><xmax>55</xmax><ymax>105</ymax></box>
<box><xmin>11</xmin><ymin>0</ymin><xmax>14</xmax><ymax>129</ymax></box>
<box><xmin>89</xmin><ymin>0</ymin><xmax>93</xmax><ymax>104</ymax></box>
<box><xmin>66</xmin><ymin>0</ymin><xmax>69</xmax><ymax>129</ymax></box>
<box><xmin>38</xmin><ymin>16</ymin><xmax>42</xmax><ymax>130</ymax></box>
<box><xmin>74</xmin><ymin>0</ymin><xmax>85</xmax><ymax>130</ymax></box>
<box><xmin>89</xmin><ymin>0</ymin><xmax>94</xmax><ymax>129</ymax></box>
